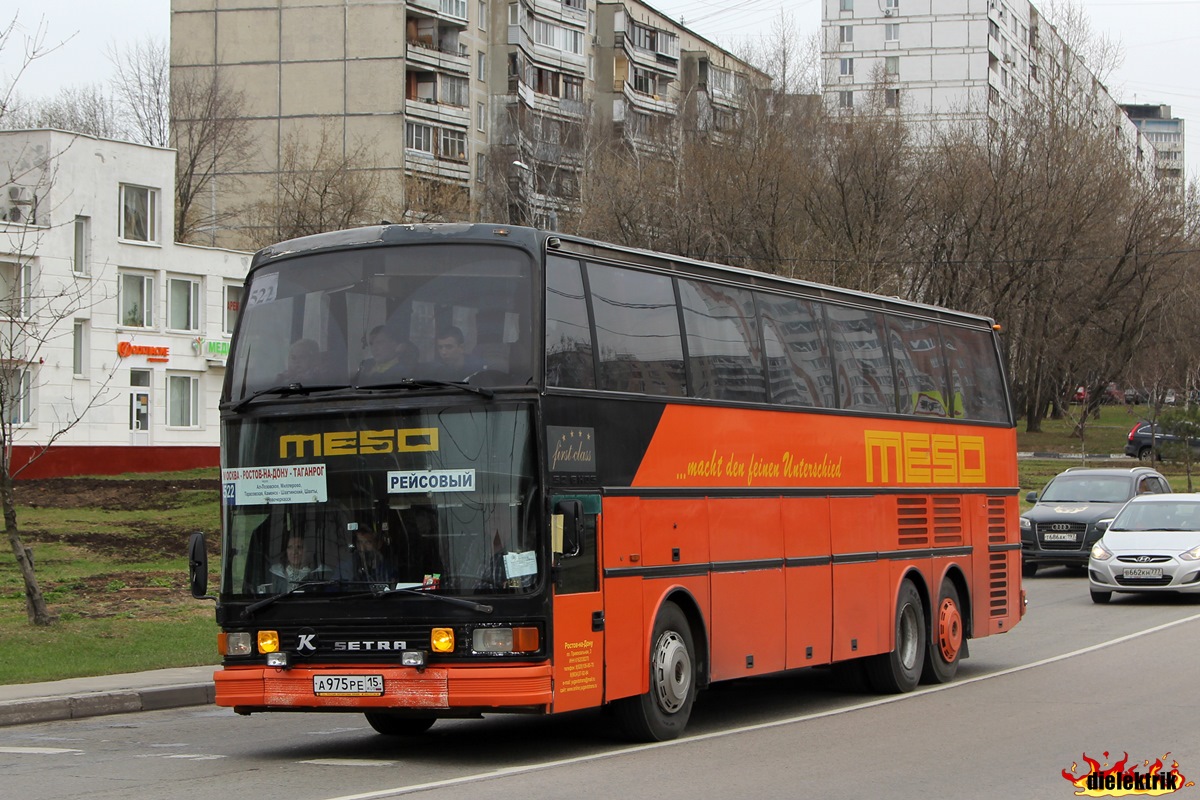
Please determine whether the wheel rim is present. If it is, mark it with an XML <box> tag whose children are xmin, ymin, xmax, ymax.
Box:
<box><xmin>937</xmin><ymin>597</ymin><xmax>962</xmax><ymax>662</ymax></box>
<box><xmin>651</xmin><ymin>630</ymin><xmax>691</xmax><ymax>714</ymax></box>
<box><xmin>898</xmin><ymin>602</ymin><xmax>920</xmax><ymax>670</ymax></box>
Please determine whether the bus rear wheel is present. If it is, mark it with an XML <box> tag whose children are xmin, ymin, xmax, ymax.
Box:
<box><xmin>865</xmin><ymin>580</ymin><xmax>925</xmax><ymax>694</ymax></box>
<box><xmin>613</xmin><ymin>602</ymin><xmax>696</xmax><ymax>742</ymax></box>
<box><xmin>921</xmin><ymin>579</ymin><xmax>962</xmax><ymax>684</ymax></box>
<box><xmin>364</xmin><ymin>712</ymin><xmax>436</xmax><ymax>736</ymax></box>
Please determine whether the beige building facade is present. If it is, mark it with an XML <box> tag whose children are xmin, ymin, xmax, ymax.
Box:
<box><xmin>170</xmin><ymin>0</ymin><xmax>768</xmax><ymax>247</ymax></box>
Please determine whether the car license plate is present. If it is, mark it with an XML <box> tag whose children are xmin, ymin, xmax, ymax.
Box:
<box><xmin>313</xmin><ymin>674</ymin><xmax>384</xmax><ymax>696</ymax></box>
<box><xmin>1043</xmin><ymin>532</ymin><xmax>1077</xmax><ymax>542</ymax></box>
<box><xmin>1122</xmin><ymin>567</ymin><xmax>1163</xmax><ymax>580</ymax></box>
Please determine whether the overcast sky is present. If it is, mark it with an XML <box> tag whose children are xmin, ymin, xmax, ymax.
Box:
<box><xmin>3</xmin><ymin>0</ymin><xmax>1198</xmax><ymax>177</ymax></box>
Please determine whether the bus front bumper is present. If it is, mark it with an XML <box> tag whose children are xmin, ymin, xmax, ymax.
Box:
<box><xmin>213</xmin><ymin>663</ymin><xmax>553</xmax><ymax>713</ymax></box>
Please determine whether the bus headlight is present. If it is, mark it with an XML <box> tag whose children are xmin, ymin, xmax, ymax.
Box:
<box><xmin>472</xmin><ymin>627</ymin><xmax>539</xmax><ymax>653</ymax></box>
<box><xmin>431</xmin><ymin>628</ymin><xmax>455</xmax><ymax>653</ymax></box>
<box><xmin>257</xmin><ymin>630</ymin><xmax>280</xmax><ymax>653</ymax></box>
<box><xmin>225</xmin><ymin>632</ymin><xmax>252</xmax><ymax>656</ymax></box>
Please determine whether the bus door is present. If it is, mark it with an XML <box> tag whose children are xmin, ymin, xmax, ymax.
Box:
<box><xmin>550</xmin><ymin>493</ymin><xmax>603</xmax><ymax>713</ymax></box>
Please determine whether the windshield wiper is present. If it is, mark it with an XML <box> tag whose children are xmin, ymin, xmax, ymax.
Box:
<box><xmin>337</xmin><ymin>585</ymin><xmax>493</xmax><ymax>613</ymax></box>
<box><xmin>360</xmin><ymin>378</ymin><xmax>493</xmax><ymax>399</ymax></box>
<box><xmin>232</xmin><ymin>383</ymin><xmax>352</xmax><ymax>412</ymax></box>
<box><xmin>242</xmin><ymin>580</ymin><xmax>341</xmax><ymax>618</ymax></box>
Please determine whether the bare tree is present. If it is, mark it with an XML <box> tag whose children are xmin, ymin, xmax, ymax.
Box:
<box><xmin>2</xmin><ymin>83</ymin><xmax>127</xmax><ymax>140</ymax></box>
<box><xmin>108</xmin><ymin>37</ymin><xmax>170</xmax><ymax>147</ymax></box>
<box><xmin>245</xmin><ymin>122</ymin><xmax>383</xmax><ymax>248</ymax></box>
<box><xmin>0</xmin><ymin>132</ymin><xmax>120</xmax><ymax>625</ymax></box>
<box><xmin>169</xmin><ymin>64</ymin><xmax>253</xmax><ymax>244</ymax></box>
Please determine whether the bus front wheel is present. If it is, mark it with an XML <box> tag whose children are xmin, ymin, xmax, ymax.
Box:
<box><xmin>865</xmin><ymin>580</ymin><xmax>925</xmax><ymax>694</ymax></box>
<box><xmin>613</xmin><ymin>602</ymin><xmax>696</xmax><ymax>742</ymax></box>
<box><xmin>921</xmin><ymin>579</ymin><xmax>962</xmax><ymax>684</ymax></box>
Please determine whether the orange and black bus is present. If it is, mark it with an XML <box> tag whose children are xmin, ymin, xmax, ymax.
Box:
<box><xmin>189</xmin><ymin>222</ymin><xmax>1023</xmax><ymax>741</ymax></box>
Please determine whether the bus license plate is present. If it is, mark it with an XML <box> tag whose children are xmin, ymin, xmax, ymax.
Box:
<box><xmin>313</xmin><ymin>674</ymin><xmax>384</xmax><ymax>696</ymax></box>
<box><xmin>1043</xmin><ymin>532</ymin><xmax>1077</xmax><ymax>542</ymax></box>
<box><xmin>1122</xmin><ymin>567</ymin><xmax>1163</xmax><ymax>580</ymax></box>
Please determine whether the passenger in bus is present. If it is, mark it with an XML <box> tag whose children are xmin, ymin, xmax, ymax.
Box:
<box><xmin>346</xmin><ymin>523</ymin><xmax>400</xmax><ymax>586</ymax></box>
<box><xmin>432</xmin><ymin>326</ymin><xmax>485</xmax><ymax>379</ymax></box>
<box><xmin>269</xmin><ymin>531</ymin><xmax>331</xmax><ymax>591</ymax></box>
<box><xmin>276</xmin><ymin>338</ymin><xmax>322</xmax><ymax>385</ymax></box>
<box><xmin>354</xmin><ymin>326</ymin><xmax>415</xmax><ymax>385</ymax></box>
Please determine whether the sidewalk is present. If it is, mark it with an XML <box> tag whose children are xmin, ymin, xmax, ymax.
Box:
<box><xmin>0</xmin><ymin>665</ymin><xmax>215</xmax><ymax>727</ymax></box>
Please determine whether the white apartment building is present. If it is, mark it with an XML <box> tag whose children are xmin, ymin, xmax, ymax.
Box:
<box><xmin>821</xmin><ymin>0</ymin><xmax>1159</xmax><ymax>177</ymax></box>
<box><xmin>0</xmin><ymin>129</ymin><xmax>251</xmax><ymax>478</ymax></box>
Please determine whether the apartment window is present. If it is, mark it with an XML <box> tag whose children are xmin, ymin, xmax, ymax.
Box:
<box><xmin>119</xmin><ymin>184</ymin><xmax>157</xmax><ymax>243</ymax></box>
<box><xmin>478</xmin><ymin>0</ymin><xmax>486</xmax><ymax>29</ymax></box>
<box><xmin>0</xmin><ymin>260</ymin><xmax>32</xmax><ymax>318</ymax></box>
<box><xmin>885</xmin><ymin>56</ymin><xmax>899</xmax><ymax>76</ymax></box>
<box><xmin>840</xmin><ymin>0</ymin><xmax>853</xmax><ymax>10</ymax></box>
<box><xmin>885</xmin><ymin>88</ymin><xmax>900</xmax><ymax>108</ymax></box>
<box><xmin>5</xmin><ymin>368</ymin><xmax>31</xmax><ymax>425</ymax></box>
<box><xmin>440</xmin><ymin>129</ymin><xmax>467</xmax><ymax>161</ymax></box>
<box><xmin>840</xmin><ymin>58</ymin><xmax>854</xmax><ymax>77</ymax></box>
<box><xmin>885</xmin><ymin>0</ymin><xmax>898</xmax><ymax>10</ymax></box>
<box><xmin>167</xmin><ymin>277</ymin><xmax>201</xmax><ymax>332</ymax></box>
<box><xmin>508</xmin><ymin>3</ymin><xmax>519</xmax><ymax>25</ymax></box>
<box><xmin>73</xmin><ymin>319</ymin><xmax>87</xmax><ymax>376</ymax></box>
<box><xmin>167</xmin><ymin>373</ymin><xmax>200</xmax><ymax>428</ymax></box>
<box><xmin>73</xmin><ymin>216</ymin><xmax>90</xmax><ymax>274</ymax></box>
<box><xmin>564</xmin><ymin>0</ymin><xmax>585</xmax><ymax>9</ymax></box>
<box><xmin>477</xmin><ymin>51</ymin><xmax>487</xmax><ymax>82</ymax></box>
<box><xmin>441</xmin><ymin>0</ymin><xmax>467</xmax><ymax>19</ymax></box>
<box><xmin>442</xmin><ymin>75</ymin><xmax>468</xmax><ymax>107</ymax></box>
<box><xmin>406</xmin><ymin>122</ymin><xmax>434</xmax><ymax>153</ymax></box>
<box><xmin>885</xmin><ymin>23</ymin><xmax>899</xmax><ymax>41</ymax></box>
<box><xmin>839</xmin><ymin>90</ymin><xmax>853</xmax><ymax>109</ymax></box>
<box><xmin>840</xmin><ymin>26</ymin><xmax>853</xmax><ymax>44</ymax></box>
<box><xmin>224</xmin><ymin>285</ymin><xmax>242</xmax><ymax>334</ymax></box>
<box><xmin>477</xmin><ymin>102</ymin><xmax>486</xmax><ymax>132</ymax></box>
<box><xmin>119</xmin><ymin>271</ymin><xmax>154</xmax><ymax>327</ymax></box>
<box><xmin>476</xmin><ymin>153</ymin><xmax>487</xmax><ymax>183</ymax></box>
<box><xmin>564</xmin><ymin>75</ymin><xmax>583</xmax><ymax>102</ymax></box>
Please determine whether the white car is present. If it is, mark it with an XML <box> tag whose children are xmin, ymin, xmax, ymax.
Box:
<box><xmin>1088</xmin><ymin>493</ymin><xmax>1200</xmax><ymax>603</ymax></box>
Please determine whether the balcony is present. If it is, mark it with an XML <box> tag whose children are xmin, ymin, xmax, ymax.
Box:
<box><xmin>406</xmin><ymin>38</ymin><xmax>470</xmax><ymax>75</ymax></box>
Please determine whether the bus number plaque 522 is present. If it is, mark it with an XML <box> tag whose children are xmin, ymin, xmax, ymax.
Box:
<box><xmin>313</xmin><ymin>674</ymin><xmax>384</xmax><ymax>696</ymax></box>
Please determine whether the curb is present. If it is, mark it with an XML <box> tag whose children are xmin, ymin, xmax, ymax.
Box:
<box><xmin>1017</xmin><ymin>452</ymin><xmax>1132</xmax><ymax>460</ymax></box>
<box><xmin>0</xmin><ymin>682</ymin><xmax>214</xmax><ymax>728</ymax></box>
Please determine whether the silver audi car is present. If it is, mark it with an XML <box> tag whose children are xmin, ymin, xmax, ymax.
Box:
<box><xmin>1088</xmin><ymin>493</ymin><xmax>1200</xmax><ymax>604</ymax></box>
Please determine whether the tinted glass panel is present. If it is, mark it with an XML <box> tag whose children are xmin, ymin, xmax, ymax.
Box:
<box><xmin>827</xmin><ymin>306</ymin><xmax>894</xmax><ymax>413</ymax></box>
<box><xmin>545</xmin><ymin>255</ymin><xmax>595</xmax><ymax>389</ymax></box>
<box><xmin>757</xmin><ymin>293</ymin><xmax>835</xmax><ymax>408</ymax></box>
<box><xmin>941</xmin><ymin>325</ymin><xmax>1010</xmax><ymax>422</ymax></box>
<box><xmin>679</xmin><ymin>280</ymin><xmax>765</xmax><ymax>402</ymax></box>
<box><xmin>888</xmin><ymin>315</ymin><xmax>949</xmax><ymax>418</ymax></box>
<box><xmin>587</xmin><ymin>263</ymin><xmax>685</xmax><ymax>396</ymax></box>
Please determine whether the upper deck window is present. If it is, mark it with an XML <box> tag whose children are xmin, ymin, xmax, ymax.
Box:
<box><xmin>227</xmin><ymin>244</ymin><xmax>535</xmax><ymax>401</ymax></box>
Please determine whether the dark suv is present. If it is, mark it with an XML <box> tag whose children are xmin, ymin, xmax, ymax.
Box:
<box><xmin>1125</xmin><ymin>421</ymin><xmax>1200</xmax><ymax>461</ymax></box>
<box><xmin>1020</xmin><ymin>466</ymin><xmax>1171</xmax><ymax>576</ymax></box>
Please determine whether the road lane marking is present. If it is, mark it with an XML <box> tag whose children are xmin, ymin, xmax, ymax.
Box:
<box><xmin>302</xmin><ymin>759</ymin><xmax>399</xmax><ymax>767</ymax></box>
<box><xmin>0</xmin><ymin>746</ymin><xmax>82</xmax><ymax>755</ymax></box>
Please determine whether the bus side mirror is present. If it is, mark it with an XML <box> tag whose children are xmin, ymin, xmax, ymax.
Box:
<box><xmin>188</xmin><ymin>532</ymin><xmax>212</xmax><ymax>600</ymax></box>
<box><xmin>553</xmin><ymin>499</ymin><xmax>583</xmax><ymax>558</ymax></box>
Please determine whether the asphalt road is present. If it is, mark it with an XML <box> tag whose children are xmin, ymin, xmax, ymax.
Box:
<box><xmin>4</xmin><ymin>568</ymin><xmax>1198</xmax><ymax>800</ymax></box>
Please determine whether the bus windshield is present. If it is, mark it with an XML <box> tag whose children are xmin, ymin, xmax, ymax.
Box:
<box><xmin>220</xmin><ymin>405</ymin><xmax>541</xmax><ymax>599</ymax></box>
<box><xmin>227</xmin><ymin>243</ymin><xmax>536</xmax><ymax>402</ymax></box>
